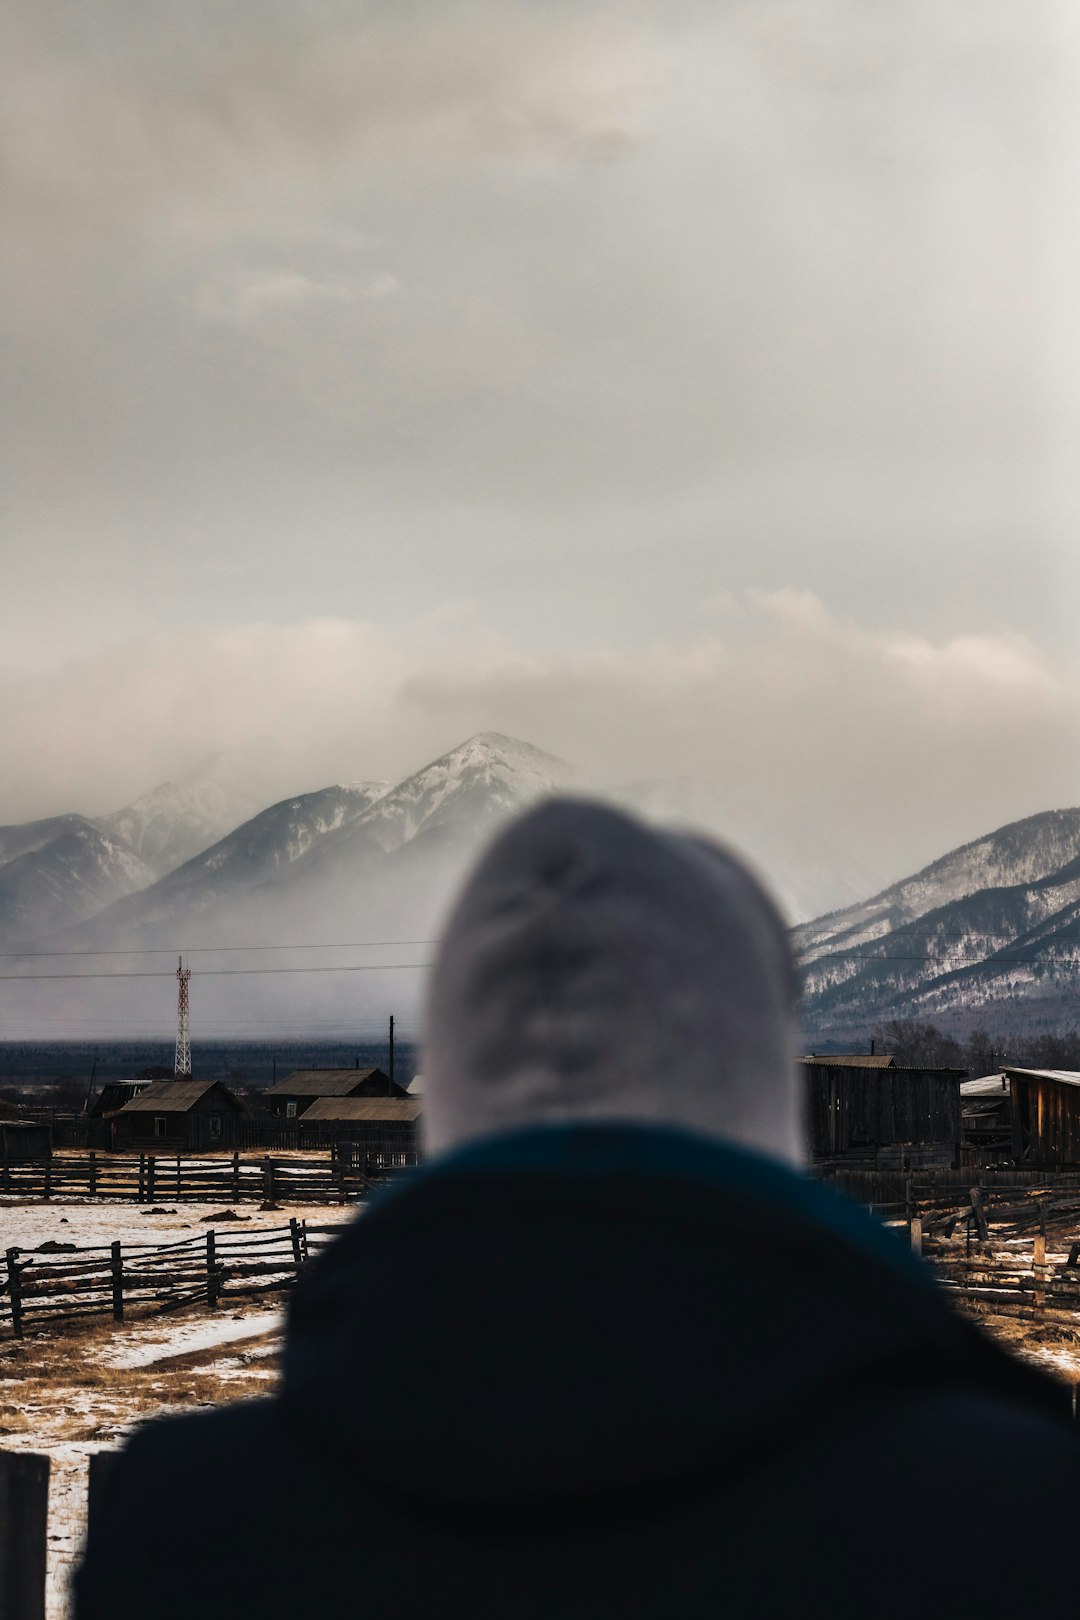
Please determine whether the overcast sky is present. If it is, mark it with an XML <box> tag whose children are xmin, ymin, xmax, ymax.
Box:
<box><xmin>4</xmin><ymin>0</ymin><xmax>1080</xmax><ymax>912</ymax></box>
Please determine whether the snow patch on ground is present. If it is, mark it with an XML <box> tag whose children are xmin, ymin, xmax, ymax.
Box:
<box><xmin>0</xmin><ymin>1198</ymin><xmax>355</xmax><ymax>1252</ymax></box>
<box><xmin>105</xmin><ymin>1310</ymin><xmax>282</xmax><ymax>1369</ymax></box>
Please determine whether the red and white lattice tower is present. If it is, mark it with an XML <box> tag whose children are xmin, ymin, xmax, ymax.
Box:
<box><xmin>174</xmin><ymin>956</ymin><xmax>192</xmax><ymax>1079</ymax></box>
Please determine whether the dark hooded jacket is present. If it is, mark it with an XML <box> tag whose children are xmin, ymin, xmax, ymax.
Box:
<box><xmin>76</xmin><ymin>1123</ymin><xmax>1080</xmax><ymax>1620</ymax></box>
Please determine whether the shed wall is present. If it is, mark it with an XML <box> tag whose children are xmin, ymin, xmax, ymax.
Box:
<box><xmin>806</xmin><ymin>1065</ymin><xmax>961</xmax><ymax>1159</ymax></box>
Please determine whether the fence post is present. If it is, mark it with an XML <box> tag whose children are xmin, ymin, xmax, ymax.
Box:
<box><xmin>42</xmin><ymin>1155</ymin><xmax>51</xmax><ymax>1200</ymax></box>
<box><xmin>909</xmin><ymin>1216</ymin><xmax>923</xmax><ymax>1257</ymax></box>
<box><xmin>110</xmin><ymin>1241</ymin><xmax>123</xmax><ymax>1323</ymax></box>
<box><xmin>969</xmin><ymin>1186</ymin><xmax>989</xmax><ymax>1243</ymax></box>
<box><xmin>263</xmin><ymin>1157</ymin><xmax>275</xmax><ymax>1204</ymax></box>
<box><xmin>206</xmin><ymin>1231</ymin><xmax>219</xmax><ymax>1307</ymax></box>
<box><xmin>89</xmin><ymin>1150</ymin><xmax>97</xmax><ymax>1197</ymax></box>
<box><xmin>5</xmin><ymin>1250</ymin><xmax>23</xmax><ymax>1340</ymax></box>
<box><xmin>232</xmin><ymin>1151</ymin><xmax>240</xmax><ymax>1203</ymax></box>
<box><xmin>176</xmin><ymin>1156</ymin><xmax>181</xmax><ymax>1200</ymax></box>
<box><xmin>0</xmin><ymin>1449</ymin><xmax>50</xmax><ymax>1620</ymax></box>
<box><xmin>147</xmin><ymin>1156</ymin><xmax>155</xmax><ymax>1204</ymax></box>
<box><xmin>1034</xmin><ymin>1229</ymin><xmax>1048</xmax><ymax>1315</ymax></box>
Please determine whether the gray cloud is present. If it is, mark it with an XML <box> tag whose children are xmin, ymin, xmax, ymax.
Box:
<box><xmin>2</xmin><ymin>595</ymin><xmax>1078</xmax><ymax>920</ymax></box>
<box><xmin>3</xmin><ymin>0</ymin><xmax>1079</xmax><ymax>911</ymax></box>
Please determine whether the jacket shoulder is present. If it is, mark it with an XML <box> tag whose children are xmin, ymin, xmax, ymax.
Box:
<box><xmin>74</xmin><ymin>1401</ymin><xmax>287</xmax><ymax>1620</ymax></box>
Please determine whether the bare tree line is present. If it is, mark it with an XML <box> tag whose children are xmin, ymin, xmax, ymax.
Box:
<box><xmin>870</xmin><ymin>1021</ymin><xmax>1080</xmax><ymax>1074</ymax></box>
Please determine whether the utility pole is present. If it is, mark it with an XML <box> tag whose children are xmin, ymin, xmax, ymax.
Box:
<box><xmin>174</xmin><ymin>957</ymin><xmax>192</xmax><ymax>1079</ymax></box>
<box><xmin>83</xmin><ymin>1059</ymin><xmax>97</xmax><ymax>1116</ymax></box>
<box><xmin>389</xmin><ymin>1015</ymin><xmax>395</xmax><ymax>1094</ymax></box>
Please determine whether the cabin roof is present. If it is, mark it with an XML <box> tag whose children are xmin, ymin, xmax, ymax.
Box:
<box><xmin>961</xmin><ymin>1074</ymin><xmax>1010</xmax><ymax>1097</ymax></box>
<box><xmin>300</xmin><ymin>1097</ymin><xmax>423</xmax><ymax>1123</ymax></box>
<box><xmin>801</xmin><ymin>1054</ymin><xmax>896</xmax><ymax>1068</ymax></box>
<box><xmin>115</xmin><ymin>1079</ymin><xmax>228</xmax><ymax>1113</ymax></box>
<box><xmin>1003</xmin><ymin>1067</ymin><xmax>1080</xmax><ymax>1090</ymax></box>
<box><xmin>267</xmin><ymin>1068</ymin><xmax>388</xmax><ymax>1098</ymax></box>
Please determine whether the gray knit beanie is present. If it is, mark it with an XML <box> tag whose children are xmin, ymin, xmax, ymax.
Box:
<box><xmin>422</xmin><ymin>797</ymin><xmax>804</xmax><ymax>1167</ymax></box>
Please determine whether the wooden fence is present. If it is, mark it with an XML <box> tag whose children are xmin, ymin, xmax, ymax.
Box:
<box><xmin>871</xmin><ymin>1178</ymin><xmax>1080</xmax><ymax>1334</ymax></box>
<box><xmin>1</xmin><ymin>1218</ymin><xmax>342</xmax><ymax>1339</ymax></box>
<box><xmin>0</xmin><ymin>1149</ymin><xmax>403</xmax><ymax>1205</ymax></box>
<box><xmin>49</xmin><ymin>1114</ymin><xmax>424</xmax><ymax>1156</ymax></box>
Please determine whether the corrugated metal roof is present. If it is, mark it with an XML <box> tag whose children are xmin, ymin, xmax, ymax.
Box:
<box><xmin>116</xmin><ymin>1079</ymin><xmax>227</xmax><ymax>1113</ymax></box>
<box><xmin>1003</xmin><ymin>1067</ymin><xmax>1080</xmax><ymax>1090</ymax></box>
<box><xmin>299</xmin><ymin>1097</ymin><xmax>423</xmax><ymax>1123</ymax></box>
<box><xmin>801</xmin><ymin>1054</ymin><xmax>896</xmax><ymax>1068</ymax></box>
<box><xmin>267</xmin><ymin>1068</ymin><xmax>386</xmax><ymax>1097</ymax></box>
<box><xmin>961</xmin><ymin>1075</ymin><xmax>1010</xmax><ymax>1097</ymax></box>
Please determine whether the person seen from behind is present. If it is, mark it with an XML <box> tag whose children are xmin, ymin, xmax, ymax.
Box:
<box><xmin>76</xmin><ymin>798</ymin><xmax>1080</xmax><ymax>1619</ymax></box>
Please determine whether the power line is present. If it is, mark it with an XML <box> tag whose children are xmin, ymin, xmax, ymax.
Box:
<box><xmin>0</xmin><ymin>961</ymin><xmax>433</xmax><ymax>983</ymax></box>
<box><xmin>0</xmin><ymin>939</ymin><xmax>438</xmax><ymax>960</ymax></box>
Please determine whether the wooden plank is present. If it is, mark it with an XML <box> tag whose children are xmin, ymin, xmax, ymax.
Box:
<box><xmin>6</xmin><ymin>1250</ymin><xmax>24</xmax><ymax>1339</ymax></box>
<box><xmin>110</xmin><ymin>1241</ymin><xmax>123</xmax><ymax>1323</ymax></box>
<box><xmin>969</xmin><ymin>1187</ymin><xmax>990</xmax><ymax>1243</ymax></box>
<box><xmin>0</xmin><ymin>1449</ymin><xmax>50</xmax><ymax>1620</ymax></box>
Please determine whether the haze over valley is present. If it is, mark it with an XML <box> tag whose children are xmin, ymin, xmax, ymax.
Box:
<box><xmin>0</xmin><ymin>731</ymin><xmax>1078</xmax><ymax>1043</ymax></box>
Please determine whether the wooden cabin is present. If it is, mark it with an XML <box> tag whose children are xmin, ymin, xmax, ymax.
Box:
<box><xmin>266</xmin><ymin>1067</ymin><xmax>405</xmax><ymax>1120</ymax></box>
<box><xmin>959</xmin><ymin>1074</ymin><xmax>1012</xmax><ymax>1155</ymax></box>
<box><xmin>110</xmin><ymin>1079</ymin><xmax>244</xmax><ymax>1151</ymax></box>
<box><xmin>1003</xmin><ymin>1068</ymin><xmax>1080</xmax><ymax>1166</ymax></box>
<box><xmin>297</xmin><ymin>1097</ymin><xmax>422</xmax><ymax>1165</ymax></box>
<box><xmin>803</xmin><ymin>1061</ymin><xmax>963</xmax><ymax>1170</ymax></box>
<box><xmin>0</xmin><ymin>1120</ymin><xmax>52</xmax><ymax>1161</ymax></box>
<box><xmin>89</xmin><ymin>1080</ymin><xmax>152</xmax><ymax>1120</ymax></box>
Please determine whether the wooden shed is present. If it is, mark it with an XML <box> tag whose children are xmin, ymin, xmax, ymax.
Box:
<box><xmin>298</xmin><ymin>1097</ymin><xmax>422</xmax><ymax>1166</ymax></box>
<box><xmin>0</xmin><ymin>1120</ymin><xmax>52</xmax><ymax>1161</ymax></box>
<box><xmin>110</xmin><ymin>1079</ymin><xmax>244</xmax><ymax>1151</ymax></box>
<box><xmin>1003</xmin><ymin>1068</ymin><xmax>1080</xmax><ymax>1166</ymax></box>
<box><xmin>960</xmin><ymin>1074</ymin><xmax>1012</xmax><ymax>1154</ymax></box>
<box><xmin>266</xmin><ymin>1067</ymin><xmax>405</xmax><ymax>1120</ymax></box>
<box><xmin>803</xmin><ymin>1061</ymin><xmax>963</xmax><ymax>1169</ymax></box>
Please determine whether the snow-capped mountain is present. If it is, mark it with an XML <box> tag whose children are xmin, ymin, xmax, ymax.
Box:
<box><xmin>0</xmin><ymin>819</ymin><xmax>156</xmax><ymax>946</ymax></box>
<box><xmin>797</xmin><ymin>809</ymin><xmax>1080</xmax><ymax>1036</ymax></box>
<box><xmin>95</xmin><ymin>753</ymin><xmax>275</xmax><ymax>877</ymax></box>
<box><xmin>292</xmin><ymin>733</ymin><xmax>573</xmax><ymax>872</ymax></box>
<box><xmin>90</xmin><ymin>780</ymin><xmax>389</xmax><ymax>930</ymax></box>
<box><xmin>0</xmin><ymin>814</ymin><xmax>93</xmax><ymax>870</ymax></box>
<box><xmin>795</xmin><ymin>809</ymin><xmax>1080</xmax><ymax>965</ymax></box>
<box><xmin>56</xmin><ymin>734</ymin><xmax>572</xmax><ymax>954</ymax></box>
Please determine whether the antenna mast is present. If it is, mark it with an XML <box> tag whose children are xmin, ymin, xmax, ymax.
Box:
<box><xmin>175</xmin><ymin>956</ymin><xmax>192</xmax><ymax>1079</ymax></box>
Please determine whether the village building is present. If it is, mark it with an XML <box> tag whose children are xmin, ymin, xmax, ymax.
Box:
<box><xmin>959</xmin><ymin>1074</ymin><xmax>1012</xmax><ymax>1155</ymax></box>
<box><xmin>266</xmin><ymin>1067</ymin><xmax>405</xmax><ymax>1119</ymax></box>
<box><xmin>298</xmin><ymin>1097</ymin><xmax>423</xmax><ymax>1165</ymax></box>
<box><xmin>802</xmin><ymin>1060</ymin><xmax>964</xmax><ymax>1169</ymax></box>
<box><xmin>110</xmin><ymin>1079</ymin><xmax>245</xmax><ymax>1151</ymax></box>
<box><xmin>0</xmin><ymin>1120</ymin><xmax>52</xmax><ymax>1160</ymax></box>
<box><xmin>803</xmin><ymin>1053</ymin><xmax>896</xmax><ymax>1069</ymax></box>
<box><xmin>89</xmin><ymin>1079</ymin><xmax>152</xmax><ymax>1120</ymax></box>
<box><xmin>1000</xmin><ymin>1067</ymin><xmax>1080</xmax><ymax>1166</ymax></box>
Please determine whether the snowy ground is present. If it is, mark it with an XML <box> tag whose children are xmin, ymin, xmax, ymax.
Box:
<box><xmin>0</xmin><ymin>1196</ymin><xmax>357</xmax><ymax>1251</ymax></box>
<box><xmin>0</xmin><ymin>1199</ymin><xmax>357</xmax><ymax>1620</ymax></box>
